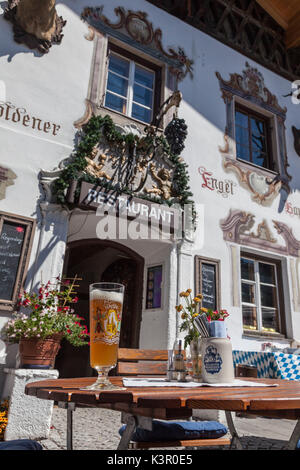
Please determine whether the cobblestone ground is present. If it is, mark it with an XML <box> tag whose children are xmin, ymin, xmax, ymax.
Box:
<box><xmin>38</xmin><ymin>407</ymin><xmax>297</xmax><ymax>451</ymax></box>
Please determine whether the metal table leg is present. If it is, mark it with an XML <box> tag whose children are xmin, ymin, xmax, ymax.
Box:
<box><xmin>58</xmin><ymin>402</ymin><xmax>76</xmax><ymax>450</ymax></box>
<box><xmin>285</xmin><ymin>419</ymin><xmax>300</xmax><ymax>450</ymax></box>
<box><xmin>225</xmin><ymin>411</ymin><xmax>244</xmax><ymax>450</ymax></box>
<box><xmin>118</xmin><ymin>412</ymin><xmax>154</xmax><ymax>450</ymax></box>
<box><xmin>117</xmin><ymin>415</ymin><xmax>138</xmax><ymax>450</ymax></box>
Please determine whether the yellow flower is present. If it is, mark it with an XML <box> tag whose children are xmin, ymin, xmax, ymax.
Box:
<box><xmin>186</xmin><ymin>288</ymin><xmax>192</xmax><ymax>294</ymax></box>
<box><xmin>175</xmin><ymin>304</ymin><xmax>183</xmax><ymax>312</ymax></box>
<box><xmin>196</xmin><ymin>293</ymin><xmax>203</xmax><ymax>300</ymax></box>
<box><xmin>181</xmin><ymin>312</ymin><xmax>187</xmax><ymax>319</ymax></box>
<box><xmin>192</xmin><ymin>313</ymin><xmax>199</xmax><ymax>318</ymax></box>
<box><xmin>193</xmin><ymin>297</ymin><xmax>201</xmax><ymax>303</ymax></box>
<box><xmin>180</xmin><ymin>292</ymin><xmax>189</xmax><ymax>298</ymax></box>
<box><xmin>200</xmin><ymin>307</ymin><xmax>208</xmax><ymax>313</ymax></box>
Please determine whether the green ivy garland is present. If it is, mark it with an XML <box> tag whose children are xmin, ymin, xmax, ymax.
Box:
<box><xmin>53</xmin><ymin>114</ymin><xmax>194</xmax><ymax>210</ymax></box>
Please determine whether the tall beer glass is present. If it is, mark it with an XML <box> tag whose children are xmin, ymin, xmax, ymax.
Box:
<box><xmin>84</xmin><ymin>282</ymin><xmax>125</xmax><ymax>390</ymax></box>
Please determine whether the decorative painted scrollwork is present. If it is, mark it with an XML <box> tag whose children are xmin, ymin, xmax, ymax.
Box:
<box><xmin>216</xmin><ymin>62</ymin><xmax>291</xmax><ymax>203</ymax></box>
<box><xmin>222</xmin><ymin>159</ymin><xmax>282</xmax><ymax>206</ymax></box>
<box><xmin>81</xmin><ymin>6</ymin><xmax>194</xmax><ymax>81</ymax></box>
<box><xmin>216</xmin><ymin>62</ymin><xmax>287</xmax><ymax>115</ymax></box>
<box><xmin>220</xmin><ymin>209</ymin><xmax>300</xmax><ymax>257</ymax></box>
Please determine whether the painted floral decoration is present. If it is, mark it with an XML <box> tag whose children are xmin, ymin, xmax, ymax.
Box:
<box><xmin>2</xmin><ymin>277</ymin><xmax>89</xmax><ymax>347</ymax></box>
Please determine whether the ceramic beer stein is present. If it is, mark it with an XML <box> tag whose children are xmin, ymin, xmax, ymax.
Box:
<box><xmin>201</xmin><ymin>337</ymin><xmax>234</xmax><ymax>384</ymax></box>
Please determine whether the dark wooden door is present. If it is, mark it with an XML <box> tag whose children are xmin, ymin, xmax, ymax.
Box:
<box><xmin>101</xmin><ymin>258</ymin><xmax>141</xmax><ymax>348</ymax></box>
<box><xmin>55</xmin><ymin>243</ymin><xmax>144</xmax><ymax>377</ymax></box>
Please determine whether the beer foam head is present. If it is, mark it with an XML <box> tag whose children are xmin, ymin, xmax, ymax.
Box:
<box><xmin>90</xmin><ymin>288</ymin><xmax>123</xmax><ymax>303</ymax></box>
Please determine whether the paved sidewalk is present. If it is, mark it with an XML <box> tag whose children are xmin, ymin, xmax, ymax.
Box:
<box><xmin>38</xmin><ymin>407</ymin><xmax>297</xmax><ymax>450</ymax></box>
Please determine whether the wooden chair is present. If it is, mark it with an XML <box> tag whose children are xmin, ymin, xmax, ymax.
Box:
<box><xmin>117</xmin><ymin>348</ymin><xmax>232</xmax><ymax>450</ymax></box>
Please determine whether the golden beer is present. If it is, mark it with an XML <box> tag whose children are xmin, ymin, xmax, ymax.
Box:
<box><xmin>90</xmin><ymin>290</ymin><xmax>123</xmax><ymax>368</ymax></box>
<box><xmin>83</xmin><ymin>283</ymin><xmax>125</xmax><ymax>391</ymax></box>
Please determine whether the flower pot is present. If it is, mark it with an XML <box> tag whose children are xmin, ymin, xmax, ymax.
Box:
<box><xmin>19</xmin><ymin>334</ymin><xmax>62</xmax><ymax>369</ymax></box>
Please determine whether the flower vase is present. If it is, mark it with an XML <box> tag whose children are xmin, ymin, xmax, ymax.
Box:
<box><xmin>190</xmin><ymin>338</ymin><xmax>202</xmax><ymax>382</ymax></box>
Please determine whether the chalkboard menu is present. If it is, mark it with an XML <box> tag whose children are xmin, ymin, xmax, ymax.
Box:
<box><xmin>0</xmin><ymin>221</ymin><xmax>26</xmax><ymax>301</ymax></box>
<box><xmin>195</xmin><ymin>257</ymin><xmax>220</xmax><ymax>311</ymax></box>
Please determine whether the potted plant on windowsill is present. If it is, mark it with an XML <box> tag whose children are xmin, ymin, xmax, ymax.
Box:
<box><xmin>2</xmin><ymin>276</ymin><xmax>89</xmax><ymax>369</ymax></box>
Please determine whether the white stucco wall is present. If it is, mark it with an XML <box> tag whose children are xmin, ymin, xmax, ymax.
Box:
<box><xmin>0</xmin><ymin>0</ymin><xmax>299</xmax><ymax>356</ymax></box>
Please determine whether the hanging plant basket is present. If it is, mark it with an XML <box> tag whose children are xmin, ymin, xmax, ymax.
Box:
<box><xmin>19</xmin><ymin>334</ymin><xmax>63</xmax><ymax>369</ymax></box>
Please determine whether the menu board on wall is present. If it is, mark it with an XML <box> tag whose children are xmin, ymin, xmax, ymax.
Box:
<box><xmin>0</xmin><ymin>221</ymin><xmax>26</xmax><ymax>301</ymax></box>
<box><xmin>201</xmin><ymin>263</ymin><xmax>217</xmax><ymax>310</ymax></box>
<box><xmin>195</xmin><ymin>257</ymin><xmax>220</xmax><ymax>311</ymax></box>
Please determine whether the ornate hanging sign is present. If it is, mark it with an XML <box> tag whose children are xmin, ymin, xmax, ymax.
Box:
<box><xmin>52</xmin><ymin>113</ymin><xmax>194</xmax><ymax>212</ymax></box>
<box><xmin>77</xmin><ymin>181</ymin><xmax>181</xmax><ymax>232</ymax></box>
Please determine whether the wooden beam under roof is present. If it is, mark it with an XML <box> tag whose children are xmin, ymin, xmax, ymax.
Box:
<box><xmin>256</xmin><ymin>0</ymin><xmax>300</xmax><ymax>48</ymax></box>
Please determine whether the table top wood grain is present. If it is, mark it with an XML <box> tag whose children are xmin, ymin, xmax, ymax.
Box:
<box><xmin>25</xmin><ymin>377</ymin><xmax>300</xmax><ymax>420</ymax></box>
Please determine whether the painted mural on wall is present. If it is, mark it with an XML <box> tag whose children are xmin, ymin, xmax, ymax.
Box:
<box><xmin>216</xmin><ymin>62</ymin><xmax>291</xmax><ymax>204</ymax></box>
<box><xmin>80</xmin><ymin>6</ymin><xmax>194</xmax><ymax>82</ymax></box>
<box><xmin>220</xmin><ymin>209</ymin><xmax>300</xmax><ymax>257</ymax></box>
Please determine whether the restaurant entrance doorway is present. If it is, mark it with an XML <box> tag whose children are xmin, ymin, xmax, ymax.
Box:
<box><xmin>55</xmin><ymin>240</ymin><xmax>144</xmax><ymax>378</ymax></box>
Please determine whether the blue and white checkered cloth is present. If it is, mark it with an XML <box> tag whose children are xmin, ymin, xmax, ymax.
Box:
<box><xmin>233</xmin><ymin>350</ymin><xmax>300</xmax><ymax>381</ymax></box>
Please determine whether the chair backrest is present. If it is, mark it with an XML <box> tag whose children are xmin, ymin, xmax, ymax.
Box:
<box><xmin>117</xmin><ymin>348</ymin><xmax>169</xmax><ymax>376</ymax></box>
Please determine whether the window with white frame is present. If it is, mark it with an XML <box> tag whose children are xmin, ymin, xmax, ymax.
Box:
<box><xmin>240</xmin><ymin>255</ymin><xmax>283</xmax><ymax>334</ymax></box>
<box><xmin>104</xmin><ymin>47</ymin><xmax>159</xmax><ymax>124</ymax></box>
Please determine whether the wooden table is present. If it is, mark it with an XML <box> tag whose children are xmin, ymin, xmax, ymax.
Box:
<box><xmin>25</xmin><ymin>376</ymin><xmax>300</xmax><ymax>450</ymax></box>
